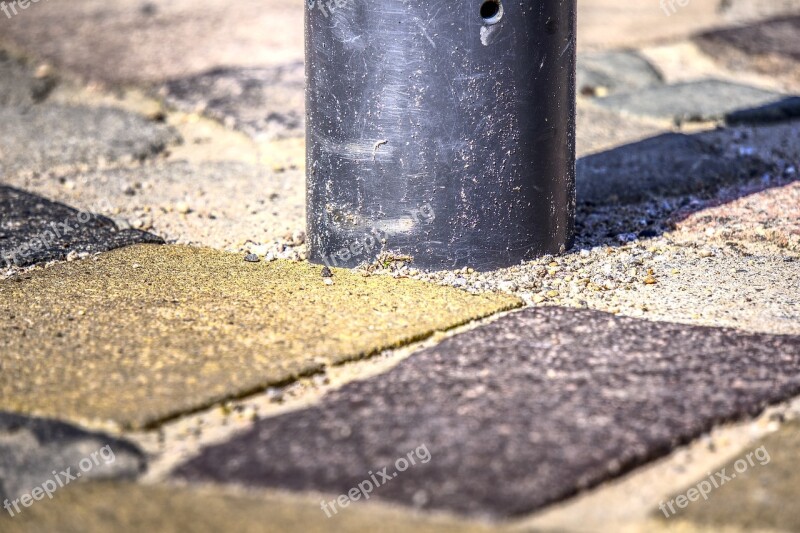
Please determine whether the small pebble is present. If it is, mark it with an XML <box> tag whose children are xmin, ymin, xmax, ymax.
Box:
<box><xmin>321</xmin><ymin>266</ymin><xmax>333</xmax><ymax>278</ymax></box>
<box><xmin>323</xmin><ymin>278</ymin><xmax>334</xmax><ymax>286</ymax></box>
<box><xmin>244</xmin><ymin>254</ymin><xmax>260</xmax><ymax>263</ymax></box>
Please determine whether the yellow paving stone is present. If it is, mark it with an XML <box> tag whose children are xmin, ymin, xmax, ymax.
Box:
<box><xmin>0</xmin><ymin>245</ymin><xmax>520</xmax><ymax>430</ymax></box>
<box><xmin>656</xmin><ymin>423</ymin><xmax>800</xmax><ymax>532</ymax></box>
<box><xmin>0</xmin><ymin>482</ymin><xmax>494</xmax><ymax>533</ymax></box>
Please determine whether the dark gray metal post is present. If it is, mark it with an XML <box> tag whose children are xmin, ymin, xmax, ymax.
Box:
<box><xmin>306</xmin><ymin>0</ymin><xmax>576</xmax><ymax>271</ymax></box>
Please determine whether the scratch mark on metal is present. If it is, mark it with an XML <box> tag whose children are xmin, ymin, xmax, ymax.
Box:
<box><xmin>416</xmin><ymin>19</ymin><xmax>437</xmax><ymax>48</ymax></box>
<box><xmin>373</xmin><ymin>139</ymin><xmax>389</xmax><ymax>161</ymax></box>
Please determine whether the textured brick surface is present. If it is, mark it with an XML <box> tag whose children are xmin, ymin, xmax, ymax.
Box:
<box><xmin>0</xmin><ymin>185</ymin><xmax>163</xmax><ymax>268</ymax></box>
<box><xmin>0</xmin><ymin>244</ymin><xmax>520</xmax><ymax>429</ymax></box>
<box><xmin>174</xmin><ymin>307</ymin><xmax>800</xmax><ymax>518</ymax></box>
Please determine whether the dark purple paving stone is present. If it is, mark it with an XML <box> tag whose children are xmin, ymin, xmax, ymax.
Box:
<box><xmin>0</xmin><ymin>412</ymin><xmax>145</xmax><ymax>503</ymax></box>
<box><xmin>0</xmin><ymin>185</ymin><xmax>163</xmax><ymax>268</ymax></box>
<box><xmin>593</xmin><ymin>79</ymin><xmax>793</xmax><ymax>125</ymax></box>
<box><xmin>159</xmin><ymin>63</ymin><xmax>304</xmax><ymax>140</ymax></box>
<box><xmin>173</xmin><ymin>307</ymin><xmax>800</xmax><ymax>518</ymax></box>
<box><xmin>577</xmin><ymin>132</ymin><xmax>776</xmax><ymax>204</ymax></box>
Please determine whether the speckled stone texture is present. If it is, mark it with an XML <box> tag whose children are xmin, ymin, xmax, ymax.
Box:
<box><xmin>0</xmin><ymin>413</ymin><xmax>145</xmax><ymax>503</ymax></box>
<box><xmin>673</xmin><ymin>181</ymin><xmax>800</xmax><ymax>253</ymax></box>
<box><xmin>160</xmin><ymin>63</ymin><xmax>305</xmax><ymax>140</ymax></box>
<box><xmin>0</xmin><ymin>185</ymin><xmax>163</xmax><ymax>268</ymax></box>
<box><xmin>173</xmin><ymin>307</ymin><xmax>800</xmax><ymax>518</ymax></box>
<box><xmin>593</xmin><ymin>80</ymin><xmax>791</xmax><ymax>124</ymax></box>
<box><xmin>0</xmin><ymin>104</ymin><xmax>180</xmax><ymax>175</ymax></box>
<box><xmin>2</xmin><ymin>162</ymin><xmax>306</xmax><ymax>250</ymax></box>
<box><xmin>0</xmin><ymin>244</ymin><xmax>521</xmax><ymax>429</ymax></box>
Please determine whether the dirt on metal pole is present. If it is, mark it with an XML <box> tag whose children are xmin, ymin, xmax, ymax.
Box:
<box><xmin>306</xmin><ymin>0</ymin><xmax>576</xmax><ymax>271</ymax></box>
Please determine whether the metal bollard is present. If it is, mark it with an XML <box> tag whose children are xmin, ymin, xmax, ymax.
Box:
<box><xmin>306</xmin><ymin>0</ymin><xmax>576</xmax><ymax>271</ymax></box>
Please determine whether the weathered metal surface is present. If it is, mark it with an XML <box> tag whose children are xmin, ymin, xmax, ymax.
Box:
<box><xmin>306</xmin><ymin>0</ymin><xmax>577</xmax><ymax>270</ymax></box>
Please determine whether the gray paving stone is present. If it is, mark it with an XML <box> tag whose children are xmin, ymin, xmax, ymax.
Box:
<box><xmin>0</xmin><ymin>185</ymin><xmax>163</xmax><ymax>268</ymax></box>
<box><xmin>577</xmin><ymin>132</ymin><xmax>776</xmax><ymax>204</ymax></box>
<box><xmin>0</xmin><ymin>50</ymin><xmax>58</xmax><ymax>108</ymax></box>
<box><xmin>160</xmin><ymin>63</ymin><xmax>305</xmax><ymax>140</ymax></box>
<box><xmin>577</xmin><ymin>51</ymin><xmax>663</xmax><ymax>97</ymax></box>
<box><xmin>0</xmin><ymin>412</ymin><xmax>145</xmax><ymax>504</ymax></box>
<box><xmin>0</xmin><ymin>104</ymin><xmax>180</xmax><ymax>175</ymax></box>
<box><xmin>593</xmin><ymin>80</ymin><xmax>792</xmax><ymax>125</ymax></box>
<box><xmin>173</xmin><ymin>307</ymin><xmax>800</xmax><ymax>518</ymax></box>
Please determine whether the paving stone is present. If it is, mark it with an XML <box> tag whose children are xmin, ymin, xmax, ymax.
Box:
<box><xmin>0</xmin><ymin>50</ymin><xmax>58</xmax><ymax>108</ymax></box>
<box><xmin>0</xmin><ymin>482</ymin><xmax>494</xmax><ymax>533</ymax></box>
<box><xmin>0</xmin><ymin>104</ymin><xmax>180</xmax><ymax>175</ymax></box>
<box><xmin>593</xmin><ymin>80</ymin><xmax>793</xmax><ymax>125</ymax></box>
<box><xmin>0</xmin><ymin>413</ymin><xmax>145</xmax><ymax>505</ymax></box>
<box><xmin>577</xmin><ymin>132</ymin><xmax>777</xmax><ymax>204</ymax></box>
<box><xmin>0</xmin><ymin>185</ymin><xmax>163</xmax><ymax>268</ymax></box>
<box><xmin>673</xmin><ymin>181</ymin><xmax>800</xmax><ymax>253</ymax></box>
<box><xmin>695</xmin><ymin>15</ymin><xmax>800</xmax><ymax>89</ymax></box>
<box><xmin>3</xmin><ymin>162</ymin><xmax>305</xmax><ymax>250</ymax></box>
<box><xmin>160</xmin><ymin>63</ymin><xmax>305</xmax><ymax>141</ymax></box>
<box><xmin>666</xmin><ymin>120</ymin><xmax>800</xmax><ymax>252</ymax></box>
<box><xmin>173</xmin><ymin>307</ymin><xmax>800</xmax><ymax>518</ymax></box>
<box><xmin>657</xmin><ymin>423</ymin><xmax>800</xmax><ymax>531</ymax></box>
<box><xmin>0</xmin><ymin>244</ymin><xmax>521</xmax><ymax>430</ymax></box>
<box><xmin>577</xmin><ymin>51</ymin><xmax>663</xmax><ymax>97</ymax></box>
<box><xmin>0</xmin><ymin>0</ymin><xmax>304</xmax><ymax>85</ymax></box>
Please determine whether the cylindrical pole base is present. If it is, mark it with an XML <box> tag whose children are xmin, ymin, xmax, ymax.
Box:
<box><xmin>306</xmin><ymin>0</ymin><xmax>576</xmax><ymax>271</ymax></box>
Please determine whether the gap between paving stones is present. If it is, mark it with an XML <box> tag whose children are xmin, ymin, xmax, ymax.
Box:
<box><xmin>172</xmin><ymin>307</ymin><xmax>800</xmax><ymax>519</ymax></box>
<box><xmin>129</xmin><ymin>306</ymin><xmax>526</xmax><ymax>483</ymax></box>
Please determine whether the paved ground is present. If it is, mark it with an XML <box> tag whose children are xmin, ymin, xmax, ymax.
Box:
<box><xmin>1</xmin><ymin>0</ymin><xmax>800</xmax><ymax>532</ymax></box>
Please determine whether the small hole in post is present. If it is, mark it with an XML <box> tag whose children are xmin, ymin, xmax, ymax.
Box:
<box><xmin>480</xmin><ymin>0</ymin><xmax>503</xmax><ymax>24</ymax></box>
